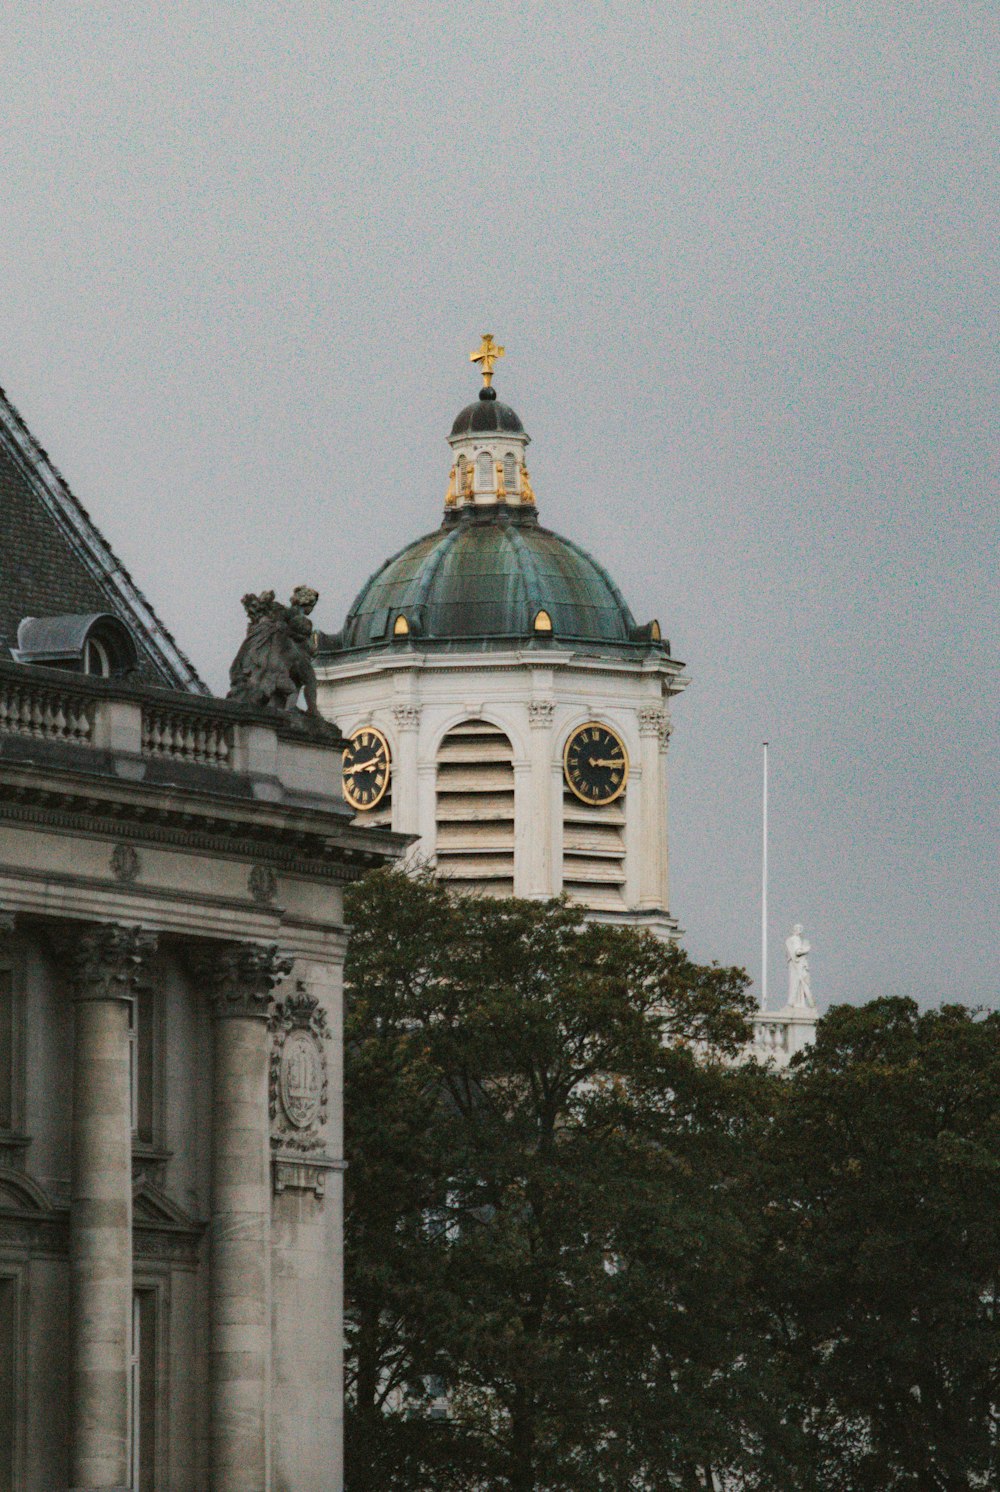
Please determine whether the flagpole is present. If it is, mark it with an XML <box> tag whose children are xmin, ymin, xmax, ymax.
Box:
<box><xmin>761</xmin><ymin>741</ymin><xmax>769</xmax><ymax>1010</ymax></box>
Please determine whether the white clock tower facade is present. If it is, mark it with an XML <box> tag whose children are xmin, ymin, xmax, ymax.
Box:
<box><xmin>314</xmin><ymin>340</ymin><xmax>687</xmax><ymax>939</ymax></box>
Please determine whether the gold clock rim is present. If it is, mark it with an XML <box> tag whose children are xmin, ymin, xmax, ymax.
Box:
<box><xmin>342</xmin><ymin>725</ymin><xmax>392</xmax><ymax>812</ymax></box>
<box><xmin>562</xmin><ymin>720</ymin><xmax>629</xmax><ymax>806</ymax></box>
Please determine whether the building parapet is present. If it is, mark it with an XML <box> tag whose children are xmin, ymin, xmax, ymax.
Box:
<box><xmin>0</xmin><ymin>658</ymin><xmax>349</xmax><ymax>811</ymax></box>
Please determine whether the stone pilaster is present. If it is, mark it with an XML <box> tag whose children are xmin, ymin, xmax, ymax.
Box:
<box><xmin>391</xmin><ymin>703</ymin><xmax>421</xmax><ymax>838</ymax></box>
<box><xmin>524</xmin><ymin>700</ymin><xmax>555</xmax><ymax>896</ymax></box>
<box><xmin>657</xmin><ymin>707</ymin><xmax>673</xmax><ymax>911</ymax></box>
<box><xmin>637</xmin><ymin>707</ymin><xmax>669</xmax><ymax>910</ymax></box>
<box><xmin>64</xmin><ymin>921</ymin><xmax>154</xmax><ymax>1491</ymax></box>
<box><xmin>201</xmin><ymin>942</ymin><xmax>291</xmax><ymax>1492</ymax></box>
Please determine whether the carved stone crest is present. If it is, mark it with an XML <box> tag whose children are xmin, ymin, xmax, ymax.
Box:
<box><xmin>248</xmin><ymin>863</ymin><xmax>278</xmax><ymax>907</ymax></box>
<box><xmin>528</xmin><ymin>700</ymin><xmax>555</xmax><ymax>729</ymax></box>
<box><xmin>110</xmin><ymin>842</ymin><xmax>140</xmax><ymax>885</ymax></box>
<box><xmin>269</xmin><ymin>983</ymin><xmax>330</xmax><ymax>1152</ymax></box>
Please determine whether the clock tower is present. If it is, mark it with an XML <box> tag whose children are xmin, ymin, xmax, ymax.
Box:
<box><xmin>315</xmin><ymin>341</ymin><xmax>688</xmax><ymax>938</ymax></box>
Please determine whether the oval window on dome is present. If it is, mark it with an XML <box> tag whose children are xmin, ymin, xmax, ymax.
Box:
<box><xmin>533</xmin><ymin>610</ymin><xmax>553</xmax><ymax>633</ymax></box>
<box><xmin>393</xmin><ymin>615</ymin><xmax>410</xmax><ymax>637</ymax></box>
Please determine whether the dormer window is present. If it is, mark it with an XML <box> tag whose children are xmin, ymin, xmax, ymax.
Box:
<box><xmin>14</xmin><ymin>614</ymin><xmax>138</xmax><ymax>677</ymax></box>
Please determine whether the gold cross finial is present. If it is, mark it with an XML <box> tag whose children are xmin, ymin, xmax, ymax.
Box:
<box><xmin>470</xmin><ymin>333</ymin><xmax>505</xmax><ymax>388</ymax></box>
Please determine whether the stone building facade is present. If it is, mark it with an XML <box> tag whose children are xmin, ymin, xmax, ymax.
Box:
<box><xmin>0</xmin><ymin>659</ymin><xmax>398</xmax><ymax>1489</ymax></box>
<box><xmin>0</xmin><ymin>381</ymin><xmax>403</xmax><ymax>1488</ymax></box>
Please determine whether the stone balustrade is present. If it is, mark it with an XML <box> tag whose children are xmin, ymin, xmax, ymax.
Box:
<box><xmin>0</xmin><ymin>659</ymin><xmax>346</xmax><ymax>806</ymax></box>
<box><xmin>0</xmin><ymin>673</ymin><xmax>95</xmax><ymax>744</ymax></box>
<box><xmin>751</xmin><ymin>1007</ymin><xmax>819</xmax><ymax>1070</ymax></box>
<box><xmin>141</xmin><ymin>702</ymin><xmax>234</xmax><ymax>767</ymax></box>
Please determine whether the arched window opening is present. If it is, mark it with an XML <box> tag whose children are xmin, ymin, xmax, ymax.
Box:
<box><xmin>83</xmin><ymin>636</ymin><xmax>111</xmax><ymax>677</ymax></box>
<box><xmin>476</xmin><ymin>452</ymin><xmax>492</xmax><ymax>489</ymax></box>
<box><xmin>533</xmin><ymin>610</ymin><xmax>553</xmax><ymax>633</ymax></box>
<box><xmin>503</xmin><ymin>453</ymin><xmax>518</xmax><ymax>492</ymax></box>
<box><xmin>435</xmin><ymin>720</ymin><xmax>515</xmax><ymax>897</ymax></box>
<box><xmin>393</xmin><ymin>615</ymin><xmax>410</xmax><ymax>637</ymax></box>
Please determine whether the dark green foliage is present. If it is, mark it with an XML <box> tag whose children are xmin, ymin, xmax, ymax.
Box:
<box><xmin>757</xmin><ymin>998</ymin><xmax>1000</xmax><ymax>1491</ymax></box>
<box><xmin>343</xmin><ymin>877</ymin><xmax>1000</xmax><ymax>1491</ymax></box>
<box><xmin>343</xmin><ymin>871</ymin><xmax>768</xmax><ymax>1490</ymax></box>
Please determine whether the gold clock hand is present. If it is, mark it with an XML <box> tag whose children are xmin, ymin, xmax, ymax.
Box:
<box><xmin>344</xmin><ymin>759</ymin><xmax>380</xmax><ymax>775</ymax></box>
<box><xmin>589</xmin><ymin>757</ymin><xmax>625</xmax><ymax>769</ymax></box>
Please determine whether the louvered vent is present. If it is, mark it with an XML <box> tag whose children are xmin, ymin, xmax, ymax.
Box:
<box><xmin>562</xmin><ymin>789</ymin><xmax>627</xmax><ymax>910</ymax></box>
<box><xmin>435</xmin><ymin>721</ymin><xmax>515</xmax><ymax>897</ymax></box>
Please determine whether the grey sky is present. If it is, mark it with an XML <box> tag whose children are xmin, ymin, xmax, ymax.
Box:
<box><xmin>2</xmin><ymin>3</ymin><xmax>997</xmax><ymax>1006</ymax></box>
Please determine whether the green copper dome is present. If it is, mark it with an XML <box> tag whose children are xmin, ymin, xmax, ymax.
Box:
<box><xmin>321</xmin><ymin>506</ymin><xmax>668</xmax><ymax>658</ymax></box>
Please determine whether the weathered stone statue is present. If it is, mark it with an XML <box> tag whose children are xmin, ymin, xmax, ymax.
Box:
<box><xmin>784</xmin><ymin>923</ymin><xmax>816</xmax><ymax>1008</ymax></box>
<box><xmin>228</xmin><ymin>586</ymin><xmax>322</xmax><ymax>716</ymax></box>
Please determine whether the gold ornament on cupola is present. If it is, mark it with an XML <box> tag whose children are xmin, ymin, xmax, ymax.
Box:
<box><xmin>445</xmin><ymin>335</ymin><xmax>534</xmax><ymax>511</ymax></box>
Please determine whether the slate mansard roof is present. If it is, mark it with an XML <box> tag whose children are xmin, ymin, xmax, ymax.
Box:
<box><xmin>0</xmin><ymin>384</ymin><xmax>206</xmax><ymax>692</ymax></box>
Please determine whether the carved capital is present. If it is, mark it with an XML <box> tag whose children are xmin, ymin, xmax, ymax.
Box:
<box><xmin>638</xmin><ymin>706</ymin><xmax>672</xmax><ymax>748</ymax></box>
<box><xmin>60</xmin><ymin>923</ymin><xmax>157</xmax><ymax>1003</ymax></box>
<box><xmin>528</xmin><ymin>700</ymin><xmax>555</xmax><ymax>729</ymax></box>
<box><xmin>197</xmin><ymin>942</ymin><xmax>292</xmax><ymax>1021</ymax></box>
<box><xmin>392</xmin><ymin>704</ymin><xmax>421</xmax><ymax>731</ymax></box>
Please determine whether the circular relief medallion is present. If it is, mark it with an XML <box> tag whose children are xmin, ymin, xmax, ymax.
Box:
<box><xmin>342</xmin><ymin>726</ymin><xmax>391</xmax><ymax>811</ymax></box>
<box><xmin>563</xmin><ymin>721</ymin><xmax>629</xmax><ymax>806</ymax></box>
<box><xmin>279</xmin><ymin>1028</ymin><xmax>324</xmax><ymax>1129</ymax></box>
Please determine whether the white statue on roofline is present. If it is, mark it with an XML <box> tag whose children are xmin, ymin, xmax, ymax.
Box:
<box><xmin>784</xmin><ymin>924</ymin><xmax>816</xmax><ymax>1009</ymax></box>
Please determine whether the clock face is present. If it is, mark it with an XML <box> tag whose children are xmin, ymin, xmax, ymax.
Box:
<box><xmin>563</xmin><ymin>722</ymin><xmax>628</xmax><ymax>806</ymax></box>
<box><xmin>342</xmin><ymin>726</ymin><xmax>391</xmax><ymax>811</ymax></box>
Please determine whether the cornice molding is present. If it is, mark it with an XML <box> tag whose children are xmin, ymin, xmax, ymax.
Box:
<box><xmin>0</xmin><ymin>792</ymin><xmax>385</xmax><ymax>884</ymax></box>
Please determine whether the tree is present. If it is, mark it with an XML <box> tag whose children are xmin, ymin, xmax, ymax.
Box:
<box><xmin>343</xmin><ymin>870</ymin><xmax>777</xmax><ymax>1491</ymax></box>
<box><xmin>756</xmin><ymin>998</ymin><xmax>1000</xmax><ymax>1491</ymax></box>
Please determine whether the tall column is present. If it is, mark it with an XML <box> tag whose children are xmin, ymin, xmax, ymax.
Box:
<box><xmin>67</xmin><ymin>922</ymin><xmax>152</xmax><ymax>1490</ymax></box>
<box><xmin>202</xmin><ymin>943</ymin><xmax>290</xmax><ymax>1492</ymax></box>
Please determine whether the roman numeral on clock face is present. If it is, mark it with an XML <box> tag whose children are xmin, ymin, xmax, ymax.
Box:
<box><xmin>343</xmin><ymin>726</ymin><xmax>391</xmax><ymax>811</ymax></box>
<box><xmin>563</xmin><ymin>722</ymin><xmax>628</xmax><ymax>807</ymax></box>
